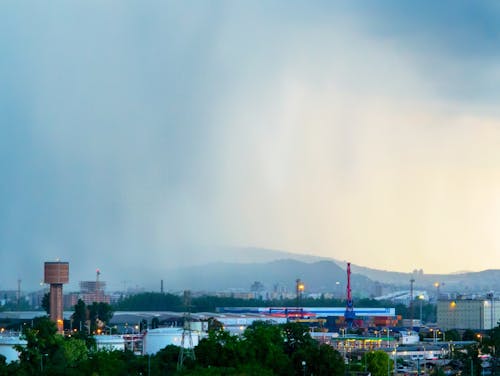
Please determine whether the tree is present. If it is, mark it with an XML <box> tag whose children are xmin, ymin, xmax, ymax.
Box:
<box><xmin>303</xmin><ymin>343</ymin><xmax>345</xmax><ymax>376</ymax></box>
<box><xmin>114</xmin><ymin>292</ymin><xmax>182</xmax><ymax>311</ymax></box>
<box><xmin>445</xmin><ymin>329</ymin><xmax>461</xmax><ymax>342</ymax></box>
<box><xmin>155</xmin><ymin>344</ymin><xmax>180</xmax><ymax>375</ymax></box>
<box><xmin>196</xmin><ymin>328</ymin><xmax>242</xmax><ymax>369</ymax></box>
<box><xmin>243</xmin><ymin>321</ymin><xmax>291</xmax><ymax>375</ymax></box>
<box><xmin>0</xmin><ymin>354</ymin><xmax>7</xmax><ymax>374</ymax></box>
<box><xmin>72</xmin><ymin>299</ymin><xmax>87</xmax><ymax>332</ymax></box>
<box><xmin>488</xmin><ymin>322</ymin><xmax>500</xmax><ymax>355</ymax></box>
<box><xmin>282</xmin><ymin>322</ymin><xmax>316</xmax><ymax>355</ymax></box>
<box><xmin>282</xmin><ymin>322</ymin><xmax>345</xmax><ymax>376</ymax></box>
<box><xmin>454</xmin><ymin>344</ymin><xmax>479</xmax><ymax>376</ymax></box>
<box><xmin>364</xmin><ymin>350</ymin><xmax>393</xmax><ymax>376</ymax></box>
<box><xmin>88</xmin><ymin>302</ymin><xmax>114</xmax><ymax>333</ymax></box>
<box><xmin>463</xmin><ymin>329</ymin><xmax>476</xmax><ymax>341</ymax></box>
<box><xmin>15</xmin><ymin>316</ymin><xmax>59</xmax><ymax>375</ymax></box>
<box><xmin>41</xmin><ymin>292</ymin><xmax>50</xmax><ymax>315</ymax></box>
<box><xmin>206</xmin><ymin>317</ymin><xmax>224</xmax><ymax>332</ymax></box>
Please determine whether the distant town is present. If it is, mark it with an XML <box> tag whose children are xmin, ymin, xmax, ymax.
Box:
<box><xmin>1</xmin><ymin>260</ymin><xmax>499</xmax><ymax>375</ymax></box>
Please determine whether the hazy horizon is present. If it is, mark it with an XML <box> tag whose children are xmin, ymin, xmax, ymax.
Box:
<box><xmin>2</xmin><ymin>1</ymin><xmax>500</xmax><ymax>290</ymax></box>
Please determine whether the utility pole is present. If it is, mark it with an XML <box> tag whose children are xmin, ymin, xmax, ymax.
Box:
<box><xmin>17</xmin><ymin>279</ymin><xmax>21</xmax><ymax>309</ymax></box>
<box><xmin>410</xmin><ymin>278</ymin><xmax>415</xmax><ymax>328</ymax></box>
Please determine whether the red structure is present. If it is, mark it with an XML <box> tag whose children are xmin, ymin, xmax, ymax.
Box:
<box><xmin>44</xmin><ymin>261</ymin><xmax>69</xmax><ymax>333</ymax></box>
<box><xmin>344</xmin><ymin>262</ymin><xmax>356</xmax><ymax>327</ymax></box>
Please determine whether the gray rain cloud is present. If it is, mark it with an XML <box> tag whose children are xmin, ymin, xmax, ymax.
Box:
<box><xmin>1</xmin><ymin>1</ymin><xmax>500</xmax><ymax>290</ymax></box>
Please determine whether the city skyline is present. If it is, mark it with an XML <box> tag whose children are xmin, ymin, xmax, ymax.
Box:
<box><xmin>2</xmin><ymin>1</ymin><xmax>500</xmax><ymax>289</ymax></box>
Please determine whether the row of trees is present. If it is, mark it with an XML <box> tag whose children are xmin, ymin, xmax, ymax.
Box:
<box><xmin>0</xmin><ymin>312</ymin><xmax>404</xmax><ymax>376</ymax></box>
<box><xmin>193</xmin><ymin>321</ymin><xmax>347</xmax><ymax>375</ymax></box>
<box><xmin>0</xmin><ymin>316</ymin><xmax>350</xmax><ymax>375</ymax></box>
<box><xmin>113</xmin><ymin>292</ymin><xmax>416</xmax><ymax>314</ymax></box>
<box><xmin>4</xmin><ymin>290</ymin><xmax>437</xmax><ymax>324</ymax></box>
<box><xmin>3</xmin><ymin>314</ymin><xmax>499</xmax><ymax>376</ymax></box>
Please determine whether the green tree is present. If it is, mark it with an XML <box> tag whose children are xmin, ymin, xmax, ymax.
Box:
<box><xmin>0</xmin><ymin>354</ymin><xmax>7</xmax><ymax>374</ymax></box>
<box><xmin>463</xmin><ymin>329</ymin><xmax>476</xmax><ymax>341</ymax></box>
<box><xmin>155</xmin><ymin>344</ymin><xmax>180</xmax><ymax>375</ymax></box>
<box><xmin>445</xmin><ymin>329</ymin><xmax>461</xmax><ymax>342</ymax></box>
<box><xmin>207</xmin><ymin>317</ymin><xmax>224</xmax><ymax>332</ymax></box>
<box><xmin>88</xmin><ymin>302</ymin><xmax>113</xmax><ymax>332</ymax></box>
<box><xmin>15</xmin><ymin>316</ymin><xmax>59</xmax><ymax>375</ymax></box>
<box><xmin>42</xmin><ymin>336</ymin><xmax>88</xmax><ymax>376</ymax></box>
<box><xmin>364</xmin><ymin>350</ymin><xmax>393</xmax><ymax>376</ymax></box>
<box><xmin>139</xmin><ymin>319</ymin><xmax>148</xmax><ymax>332</ymax></box>
<box><xmin>71</xmin><ymin>299</ymin><xmax>87</xmax><ymax>332</ymax></box>
<box><xmin>41</xmin><ymin>293</ymin><xmax>50</xmax><ymax>315</ymax></box>
<box><xmin>114</xmin><ymin>292</ymin><xmax>182</xmax><ymax>311</ymax></box>
<box><xmin>81</xmin><ymin>350</ymin><xmax>136</xmax><ymax>376</ymax></box>
<box><xmin>309</xmin><ymin>344</ymin><xmax>345</xmax><ymax>376</ymax></box>
<box><xmin>282</xmin><ymin>322</ymin><xmax>316</xmax><ymax>355</ymax></box>
<box><xmin>454</xmin><ymin>344</ymin><xmax>479</xmax><ymax>376</ymax></box>
<box><xmin>243</xmin><ymin>321</ymin><xmax>292</xmax><ymax>375</ymax></box>
<box><xmin>488</xmin><ymin>322</ymin><xmax>500</xmax><ymax>355</ymax></box>
<box><xmin>196</xmin><ymin>328</ymin><xmax>242</xmax><ymax>369</ymax></box>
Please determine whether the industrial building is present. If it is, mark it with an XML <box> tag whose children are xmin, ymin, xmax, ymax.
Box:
<box><xmin>437</xmin><ymin>298</ymin><xmax>500</xmax><ymax>330</ymax></box>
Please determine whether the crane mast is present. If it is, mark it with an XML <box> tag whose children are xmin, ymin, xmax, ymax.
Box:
<box><xmin>344</xmin><ymin>262</ymin><xmax>356</xmax><ymax>327</ymax></box>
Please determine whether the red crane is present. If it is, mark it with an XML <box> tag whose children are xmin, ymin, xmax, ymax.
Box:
<box><xmin>344</xmin><ymin>262</ymin><xmax>356</xmax><ymax>327</ymax></box>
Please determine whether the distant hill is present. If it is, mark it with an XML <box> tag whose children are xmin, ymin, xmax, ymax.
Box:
<box><xmin>96</xmin><ymin>245</ymin><xmax>500</xmax><ymax>295</ymax></box>
<box><xmin>162</xmin><ymin>259</ymin><xmax>375</xmax><ymax>296</ymax></box>
<box><xmin>167</xmin><ymin>246</ymin><xmax>330</xmax><ymax>266</ymax></box>
<box><xmin>346</xmin><ymin>263</ymin><xmax>500</xmax><ymax>293</ymax></box>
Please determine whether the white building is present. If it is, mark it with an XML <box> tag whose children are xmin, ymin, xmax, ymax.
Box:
<box><xmin>142</xmin><ymin>327</ymin><xmax>201</xmax><ymax>355</ymax></box>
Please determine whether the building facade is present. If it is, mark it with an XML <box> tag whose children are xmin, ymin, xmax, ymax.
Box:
<box><xmin>437</xmin><ymin>299</ymin><xmax>500</xmax><ymax>330</ymax></box>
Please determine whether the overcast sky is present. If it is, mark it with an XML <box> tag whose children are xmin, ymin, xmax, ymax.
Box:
<box><xmin>1</xmin><ymin>1</ymin><xmax>500</xmax><ymax>290</ymax></box>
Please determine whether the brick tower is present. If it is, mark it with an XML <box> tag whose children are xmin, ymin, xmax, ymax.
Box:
<box><xmin>44</xmin><ymin>261</ymin><xmax>69</xmax><ymax>333</ymax></box>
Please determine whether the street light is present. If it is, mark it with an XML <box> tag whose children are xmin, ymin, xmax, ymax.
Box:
<box><xmin>302</xmin><ymin>360</ymin><xmax>306</xmax><ymax>376</ymax></box>
<box><xmin>434</xmin><ymin>282</ymin><xmax>441</xmax><ymax>301</ymax></box>
<box><xmin>418</xmin><ymin>295</ymin><xmax>425</xmax><ymax>324</ymax></box>
<box><xmin>392</xmin><ymin>346</ymin><xmax>398</xmax><ymax>375</ymax></box>
<box><xmin>40</xmin><ymin>353</ymin><xmax>48</xmax><ymax>372</ymax></box>
<box><xmin>387</xmin><ymin>351</ymin><xmax>390</xmax><ymax>376</ymax></box>
<box><xmin>296</xmin><ymin>279</ymin><xmax>305</xmax><ymax>313</ymax></box>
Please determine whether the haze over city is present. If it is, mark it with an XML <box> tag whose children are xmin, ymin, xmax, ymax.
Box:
<box><xmin>2</xmin><ymin>1</ymin><xmax>500</xmax><ymax>290</ymax></box>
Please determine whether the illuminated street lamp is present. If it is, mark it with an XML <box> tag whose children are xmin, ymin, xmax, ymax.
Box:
<box><xmin>449</xmin><ymin>301</ymin><xmax>457</xmax><ymax>328</ymax></box>
<box><xmin>418</xmin><ymin>295</ymin><xmax>425</xmax><ymax>324</ymax></box>
<box><xmin>296</xmin><ymin>279</ymin><xmax>305</xmax><ymax>309</ymax></box>
<box><xmin>434</xmin><ymin>282</ymin><xmax>441</xmax><ymax>301</ymax></box>
<box><xmin>392</xmin><ymin>346</ymin><xmax>398</xmax><ymax>375</ymax></box>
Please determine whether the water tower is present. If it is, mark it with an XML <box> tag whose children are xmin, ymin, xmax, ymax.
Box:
<box><xmin>44</xmin><ymin>261</ymin><xmax>69</xmax><ymax>333</ymax></box>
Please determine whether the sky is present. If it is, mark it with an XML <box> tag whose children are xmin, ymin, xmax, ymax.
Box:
<box><xmin>1</xmin><ymin>1</ymin><xmax>500</xmax><ymax>290</ymax></box>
